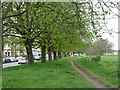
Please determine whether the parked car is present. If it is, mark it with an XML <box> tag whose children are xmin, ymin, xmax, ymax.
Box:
<box><xmin>73</xmin><ymin>54</ymin><xmax>79</xmax><ymax>56</ymax></box>
<box><xmin>22</xmin><ymin>56</ymin><xmax>28</xmax><ymax>60</ymax></box>
<box><xmin>16</xmin><ymin>56</ymin><xmax>24</xmax><ymax>62</ymax></box>
<box><xmin>18</xmin><ymin>57</ymin><xmax>28</xmax><ymax>64</ymax></box>
<box><xmin>3</xmin><ymin>57</ymin><xmax>11</xmax><ymax>64</ymax></box>
<box><xmin>14</xmin><ymin>58</ymin><xmax>18</xmax><ymax>62</ymax></box>
<box><xmin>34</xmin><ymin>55</ymin><xmax>41</xmax><ymax>61</ymax></box>
<box><xmin>7</xmin><ymin>57</ymin><xmax>16</xmax><ymax>62</ymax></box>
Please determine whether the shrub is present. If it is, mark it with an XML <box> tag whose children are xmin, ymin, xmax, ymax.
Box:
<box><xmin>15</xmin><ymin>55</ymin><xmax>18</xmax><ymax>58</ymax></box>
<box><xmin>91</xmin><ymin>55</ymin><xmax>101</xmax><ymax>63</ymax></box>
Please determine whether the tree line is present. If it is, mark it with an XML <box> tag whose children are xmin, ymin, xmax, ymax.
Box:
<box><xmin>2</xmin><ymin>1</ymin><xmax>119</xmax><ymax>65</ymax></box>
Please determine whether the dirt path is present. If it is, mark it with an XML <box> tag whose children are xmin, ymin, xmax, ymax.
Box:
<box><xmin>71</xmin><ymin>60</ymin><xmax>113</xmax><ymax>89</ymax></box>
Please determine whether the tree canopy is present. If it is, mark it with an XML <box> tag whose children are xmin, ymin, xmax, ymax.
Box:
<box><xmin>2</xmin><ymin>1</ymin><xmax>119</xmax><ymax>65</ymax></box>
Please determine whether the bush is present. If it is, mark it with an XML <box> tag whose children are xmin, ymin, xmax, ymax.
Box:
<box><xmin>91</xmin><ymin>55</ymin><xmax>101</xmax><ymax>63</ymax></box>
<box><xmin>15</xmin><ymin>55</ymin><xmax>18</xmax><ymax>58</ymax></box>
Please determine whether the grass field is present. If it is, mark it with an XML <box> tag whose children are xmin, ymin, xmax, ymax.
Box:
<box><xmin>2</xmin><ymin>57</ymin><xmax>95</xmax><ymax>88</ymax></box>
<box><xmin>0</xmin><ymin>76</ymin><xmax>2</xmax><ymax>89</ymax></box>
<box><xmin>75</xmin><ymin>55</ymin><xmax>118</xmax><ymax>87</ymax></box>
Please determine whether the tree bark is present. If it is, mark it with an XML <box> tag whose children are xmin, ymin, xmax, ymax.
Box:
<box><xmin>48</xmin><ymin>46</ymin><xmax>52</xmax><ymax>62</ymax></box>
<box><xmin>15</xmin><ymin>44</ymin><xmax>16</xmax><ymax>57</ymax></box>
<box><xmin>2</xmin><ymin>45</ymin><xmax>4</xmax><ymax>57</ymax></box>
<box><xmin>58</xmin><ymin>52</ymin><xmax>62</xmax><ymax>59</ymax></box>
<box><xmin>41</xmin><ymin>45</ymin><xmax>46</xmax><ymax>63</ymax></box>
<box><xmin>0</xmin><ymin>2</ymin><xmax>3</xmax><ymax>78</ymax></box>
<box><xmin>53</xmin><ymin>52</ymin><xmax>57</xmax><ymax>60</ymax></box>
<box><xmin>25</xmin><ymin>42</ymin><xmax>34</xmax><ymax>65</ymax></box>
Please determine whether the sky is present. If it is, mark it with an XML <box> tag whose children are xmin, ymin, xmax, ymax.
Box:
<box><xmin>101</xmin><ymin>18</ymin><xmax>118</xmax><ymax>50</ymax></box>
<box><xmin>100</xmin><ymin>6</ymin><xmax>118</xmax><ymax>50</ymax></box>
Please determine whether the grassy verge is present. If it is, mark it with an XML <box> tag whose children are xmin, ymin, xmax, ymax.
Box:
<box><xmin>75</xmin><ymin>55</ymin><xmax>118</xmax><ymax>87</ymax></box>
<box><xmin>2</xmin><ymin>57</ymin><xmax>95</xmax><ymax>88</ymax></box>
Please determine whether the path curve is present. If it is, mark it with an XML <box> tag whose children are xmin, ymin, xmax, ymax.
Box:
<box><xmin>71</xmin><ymin>60</ymin><xmax>112</xmax><ymax>89</ymax></box>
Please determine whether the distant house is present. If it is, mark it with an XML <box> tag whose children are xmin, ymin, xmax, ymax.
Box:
<box><xmin>3</xmin><ymin>44</ymin><xmax>41</xmax><ymax>57</ymax></box>
<box><xmin>4</xmin><ymin>44</ymin><xmax>11</xmax><ymax>56</ymax></box>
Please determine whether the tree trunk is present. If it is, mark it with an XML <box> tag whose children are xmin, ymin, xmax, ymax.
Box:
<box><xmin>48</xmin><ymin>46</ymin><xmax>52</xmax><ymax>62</ymax></box>
<box><xmin>2</xmin><ymin>45</ymin><xmax>4</xmax><ymax>57</ymax></box>
<box><xmin>41</xmin><ymin>45</ymin><xmax>46</xmax><ymax>63</ymax></box>
<box><xmin>67</xmin><ymin>52</ymin><xmax>70</xmax><ymax>56</ymax></box>
<box><xmin>2</xmin><ymin>36</ymin><xmax>4</xmax><ymax>57</ymax></box>
<box><xmin>63</xmin><ymin>52</ymin><xmax>66</xmax><ymax>57</ymax></box>
<box><xmin>26</xmin><ymin>43</ymin><xmax>34</xmax><ymax>65</ymax></box>
<box><xmin>58</xmin><ymin>52</ymin><xmax>62</xmax><ymax>59</ymax></box>
<box><xmin>15</xmin><ymin>44</ymin><xmax>16</xmax><ymax>57</ymax></box>
<box><xmin>11</xmin><ymin>43</ymin><xmax>14</xmax><ymax>57</ymax></box>
<box><xmin>53</xmin><ymin>52</ymin><xmax>57</xmax><ymax>60</ymax></box>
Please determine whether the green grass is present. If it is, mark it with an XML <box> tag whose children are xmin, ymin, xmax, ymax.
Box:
<box><xmin>75</xmin><ymin>55</ymin><xmax>118</xmax><ymax>87</ymax></box>
<box><xmin>0</xmin><ymin>76</ymin><xmax>2</xmax><ymax>89</ymax></box>
<box><xmin>2</xmin><ymin>57</ymin><xmax>95</xmax><ymax>88</ymax></box>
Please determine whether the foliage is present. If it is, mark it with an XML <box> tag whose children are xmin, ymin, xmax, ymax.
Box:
<box><xmin>20</xmin><ymin>54</ymin><xmax>27</xmax><ymax>57</ymax></box>
<box><xmin>2</xmin><ymin>1</ymin><xmax>119</xmax><ymax>65</ymax></box>
<box><xmin>91</xmin><ymin>55</ymin><xmax>101</xmax><ymax>63</ymax></box>
<box><xmin>15</xmin><ymin>55</ymin><xmax>18</xmax><ymax>58</ymax></box>
<box><xmin>86</xmin><ymin>39</ymin><xmax>113</xmax><ymax>55</ymax></box>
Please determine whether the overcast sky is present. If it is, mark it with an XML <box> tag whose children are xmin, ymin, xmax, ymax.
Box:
<box><xmin>101</xmin><ymin>7</ymin><xmax>118</xmax><ymax>50</ymax></box>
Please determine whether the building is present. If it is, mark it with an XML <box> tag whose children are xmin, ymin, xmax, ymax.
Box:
<box><xmin>3</xmin><ymin>44</ymin><xmax>41</xmax><ymax>57</ymax></box>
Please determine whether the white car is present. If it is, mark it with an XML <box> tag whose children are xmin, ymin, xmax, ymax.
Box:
<box><xmin>73</xmin><ymin>54</ymin><xmax>79</xmax><ymax>56</ymax></box>
<box><xmin>18</xmin><ymin>57</ymin><xmax>28</xmax><ymax>64</ymax></box>
<box><xmin>16</xmin><ymin>57</ymin><xmax>24</xmax><ymax>61</ymax></box>
<box><xmin>7</xmin><ymin>57</ymin><xmax>16</xmax><ymax>62</ymax></box>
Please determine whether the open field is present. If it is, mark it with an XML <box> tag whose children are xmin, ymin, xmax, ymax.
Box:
<box><xmin>2</xmin><ymin>57</ymin><xmax>95</xmax><ymax>88</ymax></box>
<box><xmin>75</xmin><ymin>55</ymin><xmax>118</xmax><ymax>87</ymax></box>
<box><xmin>0</xmin><ymin>76</ymin><xmax>2</xmax><ymax>89</ymax></box>
<box><xmin>2</xmin><ymin>55</ymin><xmax>118</xmax><ymax>88</ymax></box>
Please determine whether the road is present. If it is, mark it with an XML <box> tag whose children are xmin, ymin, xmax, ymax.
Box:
<box><xmin>3</xmin><ymin>62</ymin><xmax>20</xmax><ymax>68</ymax></box>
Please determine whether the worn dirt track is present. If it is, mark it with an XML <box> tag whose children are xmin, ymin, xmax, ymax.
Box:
<box><xmin>71</xmin><ymin>60</ymin><xmax>115</xmax><ymax>89</ymax></box>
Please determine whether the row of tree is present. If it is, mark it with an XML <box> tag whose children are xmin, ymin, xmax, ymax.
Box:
<box><xmin>2</xmin><ymin>1</ymin><xmax>119</xmax><ymax>65</ymax></box>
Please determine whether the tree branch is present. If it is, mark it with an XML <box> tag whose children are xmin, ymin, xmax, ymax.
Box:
<box><xmin>2</xmin><ymin>10</ymin><xmax>26</xmax><ymax>19</ymax></box>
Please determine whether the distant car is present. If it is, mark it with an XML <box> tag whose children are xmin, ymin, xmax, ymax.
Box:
<box><xmin>7</xmin><ymin>57</ymin><xmax>16</xmax><ymax>62</ymax></box>
<box><xmin>34</xmin><ymin>56</ymin><xmax>41</xmax><ymax>61</ymax></box>
<box><xmin>73</xmin><ymin>54</ymin><xmax>78</xmax><ymax>56</ymax></box>
<box><xmin>22</xmin><ymin>56</ymin><xmax>28</xmax><ymax>60</ymax></box>
<box><xmin>3</xmin><ymin>57</ymin><xmax>11</xmax><ymax>64</ymax></box>
<box><xmin>16</xmin><ymin>56</ymin><xmax>24</xmax><ymax>62</ymax></box>
<box><xmin>79</xmin><ymin>54</ymin><xmax>84</xmax><ymax>56</ymax></box>
<box><xmin>18</xmin><ymin>57</ymin><xmax>28</xmax><ymax>64</ymax></box>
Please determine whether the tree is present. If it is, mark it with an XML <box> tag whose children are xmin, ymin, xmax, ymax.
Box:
<box><xmin>3</xmin><ymin>2</ymin><xmax>47</xmax><ymax>65</ymax></box>
<box><xmin>2</xmin><ymin>1</ymin><xmax>119</xmax><ymax>65</ymax></box>
<box><xmin>86</xmin><ymin>39</ymin><xmax>113</xmax><ymax>55</ymax></box>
